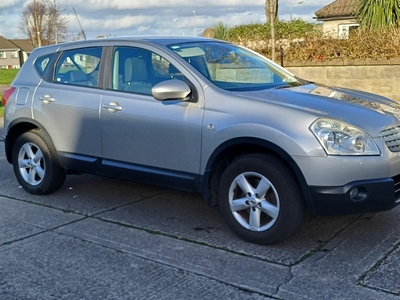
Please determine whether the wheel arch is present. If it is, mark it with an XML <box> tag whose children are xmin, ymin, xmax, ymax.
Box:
<box><xmin>5</xmin><ymin>118</ymin><xmax>51</xmax><ymax>164</ymax></box>
<box><xmin>200</xmin><ymin>137</ymin><xmax>314</xmax><ymax>212</ymax></box>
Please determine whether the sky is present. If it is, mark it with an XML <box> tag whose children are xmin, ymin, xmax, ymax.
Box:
<box><xmin>0</xmin><ymin>0</ymin><xmax>334</xmax><ymax>40</ymax></box>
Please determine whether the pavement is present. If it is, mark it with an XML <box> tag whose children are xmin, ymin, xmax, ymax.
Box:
<box><xmin>0</xmin><ymin>116</ymin><xmax>399</xmax><ymax>299</ymax></box>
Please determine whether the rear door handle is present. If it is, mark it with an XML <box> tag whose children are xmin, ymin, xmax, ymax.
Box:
<box><xmin>39</xmin><ymin>94</ymin><xmax>55</xmax><ymax>103</ymax></box>
<box><xmin>102</xmin><ymin>102</ymin><xmax>123</xmax><ymax>112</ymax></box>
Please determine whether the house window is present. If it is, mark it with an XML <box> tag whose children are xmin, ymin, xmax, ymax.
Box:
<box><xmin>11</xmin><ymin>51</ymin><xmax>18</xmax><ymax>59</ymax></box>
<box><xmin>0</xmin><ymin>51</ymin><xmax>6</xmax><ymax>59</ymax></box>
<box><xmin>338</xmin><ymin>23</ymin><xmax>359</xmax><ymax>39</ymax></box>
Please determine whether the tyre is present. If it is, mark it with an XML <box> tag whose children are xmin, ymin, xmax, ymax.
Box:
<box><xmin>12</xmin><ymin>130</ymin><xmax>66</xmax><ymax>195</ymax></box>
<box><xmin>217</xmin><ymin>153</ymin><xmax>304</xmax><ymax>245</ymax></box>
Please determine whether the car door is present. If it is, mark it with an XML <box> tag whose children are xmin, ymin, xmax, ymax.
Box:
<box><xmin>100</xmin><ymin>45</ymin><xmax>204</xmax><ymax>188</ymax></box>
<box><xmin>33</xmin><ymin>46</ymin><xmax>104</xmax><ymax>170</ymax></box>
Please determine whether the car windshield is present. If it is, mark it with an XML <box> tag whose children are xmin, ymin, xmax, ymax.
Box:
<box><xmin>167</xmin><ymin>41</ymin><xmax>302</xmax><ymax>91</ymax></box>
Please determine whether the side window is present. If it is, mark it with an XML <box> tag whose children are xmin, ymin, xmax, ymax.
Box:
<box><xmin>34</xmin><ymin>53</ymin><xmax>55</xmax><ymax>78</ymax></box>
<box><xmin>111</xmin><ymin>47</ymin><xmax>184</xmax><ymax>95</ymax></box>
<box><xmin>55</xmin><ymin>47</ymin><xmax>102</xmax><ymax>87</ymax></box>
<box><xmin>152</xmin><ymin>53</ymin><xmax>186</xmax><ymax>81</ymax></box>
<box><xmin>152</xmin><ymin>53</ymin><xmax>172</xmax><ymax>78</ymax></box>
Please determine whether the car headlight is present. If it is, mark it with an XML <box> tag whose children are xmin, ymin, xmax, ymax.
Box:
<box><xmin>310</xmin><ymin>118</ymin><xmax>380</xmax><ymax>155</ymax></box>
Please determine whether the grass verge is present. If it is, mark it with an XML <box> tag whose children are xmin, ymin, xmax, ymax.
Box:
<box><xmin>0</xmin><ymin>69</ymin><xmax>17</xmax><ymax>118</ymax></box>
<box><xmin>0</xmin><ymin>91</ymin><xmax>3</xmax><ymax>117</ymax></box>
<box><xmin>0</xmin><ymin>69</ymin><xmax>18</xmax><ymax>84</ymax></box>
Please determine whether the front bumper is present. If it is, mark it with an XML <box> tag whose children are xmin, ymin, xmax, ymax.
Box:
<box><xmin>309</xmin><ymin>176</ymin><xmax>400</xmax><ymax>215</ymax></box>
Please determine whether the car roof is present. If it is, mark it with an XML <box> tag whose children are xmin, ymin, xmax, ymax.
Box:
<box><xmin>101</xmin><ymin>36</ymin><xmax>218</xmax><ymax>45</ymax></box>
<box><xmin>36</xmin><ymin>36</ymin><xmax>224</xmax><ymax>51</ymax></box>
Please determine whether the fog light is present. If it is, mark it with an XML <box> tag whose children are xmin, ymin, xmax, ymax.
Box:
<box><xmin>349</xmin><ymin>188</ymin><xmax>358</xmax><ymax>198</ymax></box>
<box><xmin>349</xmin><ymin>187</ymin><xmax>367</xmax><ymax>201</ymax></box>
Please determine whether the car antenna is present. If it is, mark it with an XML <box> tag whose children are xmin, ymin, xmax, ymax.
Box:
<box><xmin>73</xmin><ymin>7</ymin><xmax>86</xmax><ymax>40</ymax></box>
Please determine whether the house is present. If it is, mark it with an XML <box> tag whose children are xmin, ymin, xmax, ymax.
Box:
<box><xmin>0</xmin><ymin>36</ymin><xmax>34</xmax><ymax>69</ymax></box>
<box><xmin>314</xmin><ymin>0</ymin><xmax>359</xmax><ymax>38</ymax></box>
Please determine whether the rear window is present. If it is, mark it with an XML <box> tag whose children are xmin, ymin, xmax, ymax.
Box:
<box><xmin>54</xmin><ymin>47</ymin><xmax>102</xmax><ymax>87</ymax></box>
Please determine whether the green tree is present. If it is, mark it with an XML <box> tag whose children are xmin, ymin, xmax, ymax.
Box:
<box><xmin>357</xmin><ymin>0</ymin><xmax>400</xmax><ymax>29</ymax></box>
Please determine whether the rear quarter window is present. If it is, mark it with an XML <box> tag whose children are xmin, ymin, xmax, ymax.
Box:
<box><xmin>34</xmin><ymin>53</ymin><xmax>56</xmax><ymax>78</ymax></box>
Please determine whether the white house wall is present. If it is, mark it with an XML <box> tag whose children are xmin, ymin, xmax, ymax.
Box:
<box><xmin>322</xmin><ymin>19</ymin><xmax>358</xmax><ymax>38</ymax></box>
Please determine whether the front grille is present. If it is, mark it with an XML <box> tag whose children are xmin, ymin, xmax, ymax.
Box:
<box><xmin>381</xmin><ymin>126</ymin><xmax>400</xmax><ymax>152</ymax></box>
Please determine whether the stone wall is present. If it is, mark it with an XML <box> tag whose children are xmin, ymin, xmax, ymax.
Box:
<box><xmin>285</xmin><ymin>60</ymin><xmax>400</xmax><ymax>102</ymax></box>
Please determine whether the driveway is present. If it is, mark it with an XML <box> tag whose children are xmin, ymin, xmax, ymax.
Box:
<box><xmin>0</xmin><ymin>138</ymin><xmax>399</xmax><ymax>299</ymax></box>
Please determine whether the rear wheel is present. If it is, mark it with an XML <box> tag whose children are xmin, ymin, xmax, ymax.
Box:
<box><xmin>12</xmin><ymin>130</ymin><xmax>66</xmax><ymax>195</ymax></box>
<box><xmin>217</xmin><ymin>153</ymin><xmax>304</xmax><ymax>245</ymax></box>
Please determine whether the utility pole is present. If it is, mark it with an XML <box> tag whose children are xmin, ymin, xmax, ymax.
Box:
<box><xmin>73</xmin><ymin>7</ymin><xmax>86</xmax><ymax>40</ymax></box>
<box><xmin>290</xmin><ymin>1</ymin><xmax>303</xmax><ymax>22</ymax></box>
<box><xmin>269</xmin><ymin>0</ymin><xmax>276</xmax><ymax>61</ymax></box>
<box><xmin>193</xmin><ymin>10</ymin><xmax>196</xmax><ymax>37</ymax></box>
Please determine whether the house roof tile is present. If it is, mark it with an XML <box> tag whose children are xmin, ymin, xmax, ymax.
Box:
<box><xmin>0</xmin><ymin>35</ymin><xmax>19</xmax><ymax>50</ymax></box>
<box><xmin>10</xmin><ymin>39</ymin><xmax>34</xmax><ymax>53</ymax></box>
<box><xmin>315</xmin><ymin>0</ymin><xmax>359</xmax><ymax>19</ymax></box>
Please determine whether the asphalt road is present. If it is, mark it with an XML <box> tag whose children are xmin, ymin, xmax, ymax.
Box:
<box><xmin>0</xmin><ymin>119</ymin><xmax>399</xmax><ymax>299</ymax></box>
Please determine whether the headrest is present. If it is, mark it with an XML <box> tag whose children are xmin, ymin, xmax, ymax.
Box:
<box><xmin>125</xmin><ymin>57</ymin><xmax>147</xmax><ymax>82</ymax></box>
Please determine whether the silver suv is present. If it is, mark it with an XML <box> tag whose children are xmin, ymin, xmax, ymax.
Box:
<box><xmin>3</xmin><ymin>37</ymin><xmax>400</xmax><ymax>244</ymax></box>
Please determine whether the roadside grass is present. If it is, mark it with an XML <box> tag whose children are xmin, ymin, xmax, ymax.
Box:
<box><xmin>0</xmin><ymin>69</ymin><xmax>18</xmax><ymax>117</ymax></box>
<box><xmin>0</xmin><ymin>93</ymin><xmax>3</xmax><ymax>117</ymax></box>
<box><xmin>0</xmin><ymin>69</ymin><xmax>18</xmax><ymax>84</ymax></box>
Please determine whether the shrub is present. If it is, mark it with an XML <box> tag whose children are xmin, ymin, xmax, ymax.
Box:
<box><xmin>227</xmin><ymin>21</ymin><xmax>400</xmax><ymax>63</ymax></box>
<box><xmin>229</xmin><ymin>20</ymin><xmax>318</xmax><ymax>43</ymax></box>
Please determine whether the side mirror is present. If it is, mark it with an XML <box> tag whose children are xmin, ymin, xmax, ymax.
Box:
<box><xmin>152</xmin><ymin>79</ymin><xmax>191</xmax><ymax>101</ymax></box>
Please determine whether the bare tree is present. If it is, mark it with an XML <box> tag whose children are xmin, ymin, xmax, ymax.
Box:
<box><xmin>20</xmin><ymin>0</ymin><xmax>68</xmax><ymax>47</ymax></box>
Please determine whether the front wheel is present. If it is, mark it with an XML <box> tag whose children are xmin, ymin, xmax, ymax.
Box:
<box><xmin>12</xmin><ymin>130</ymin><xmax>66</xmax><ymax>195</ymax></box>
<box><xmin>217</xmin><ymin>154</ymin><xmax>304</xmax><ymax>245</ymax></box>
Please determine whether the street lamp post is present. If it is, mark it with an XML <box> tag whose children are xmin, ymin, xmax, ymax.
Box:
<box><xmin>193</xmin><ymin>10</ymin><xmax>197</xmax><ymax>36</ymax></box>
<box><xmin>290</xmin><ymin>1</ymin><xmax>303</xmax><ymax>22</ymax></box>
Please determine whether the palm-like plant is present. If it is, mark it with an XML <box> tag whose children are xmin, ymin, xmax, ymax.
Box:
<box><xmin>357</xmin><ymin>0</ymin><xmax>400</xmax><ymax>29</ymax></box>
<box><xmin>213</xmin><ymin>22</ymin><xmax>231</xmax><ymax>41</ymax></box>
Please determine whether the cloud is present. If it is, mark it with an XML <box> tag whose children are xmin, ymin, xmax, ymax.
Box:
<box><xmin>65</xmin><ymin>0</ymin><xmax>256</xmax><ymax>11</ymax></box>
<box><xmin>0</xmin><ymin>0</ymin><xmax>20</xmax><ymax>9</ymax></box>
<box><xmin>0</xmin><ymin>0</ymin><xmax>334</xmax><ymax>40</ymax></box>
